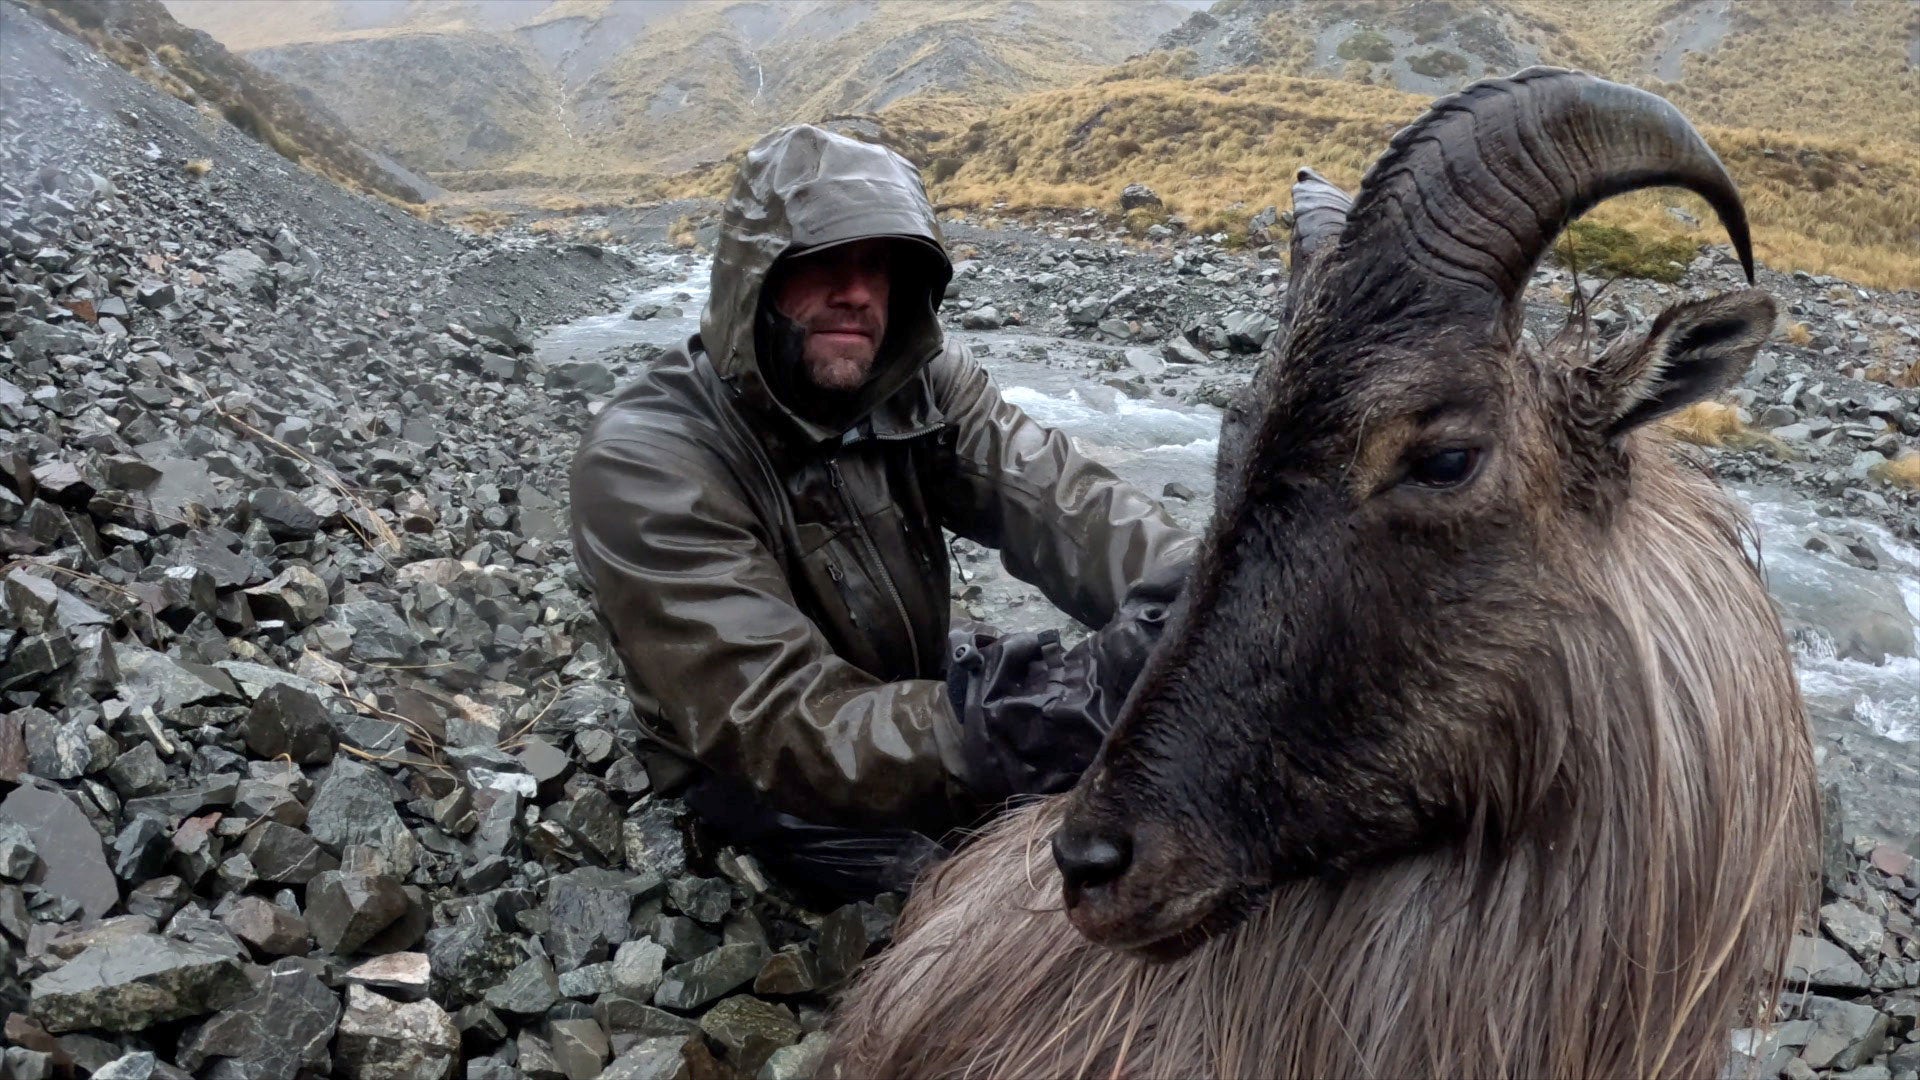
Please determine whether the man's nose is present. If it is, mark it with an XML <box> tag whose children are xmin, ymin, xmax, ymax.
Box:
<box><xmin>827</xmin><ymin>271</ymin><xmax>879</xmax><ymax>307</ymax></box>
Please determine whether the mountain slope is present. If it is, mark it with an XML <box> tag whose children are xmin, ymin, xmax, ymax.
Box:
<box><xmin>1159</xmin><ymin>0</ymin><xmax>1920</xmax><ymax>153</ymax></box>
<box><xmin>162</xmin><ymin>0</ymin><xmax>1192</xmax><ymax>182</ymax></box>
<box><xmin>19</xmin><ymin>0</ymin><xmax>432</xmax><ymax>203</ymax></box>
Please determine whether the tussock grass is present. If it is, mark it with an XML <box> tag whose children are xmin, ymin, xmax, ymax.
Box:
<box><xmin>1869</xmin><ymin>454</ymin><xmax>1920</xmax><ymax>490</ymax></box>
<box><xmin>1784</xmin><ymin>322</ymin><xmax>1812</xmax><ymax>346</ymax></box>
<box><xmin>451</xmin><ymin>209</ymin><xmax>513</xmax><ymax>234</ymax></box>
<box><xmin>1663</xmin><ymin>401</ymin><xmax>1796</xmax><ymax>460</ymax></box>
<box><xmin>1664</xmin><ymin>401</ymin><xmax>1748</xmax><ymax>447</ymax></box>
<box><xmin>667</xmin><ymin>214</ymin><xmax>701</xmax><ymax>250</ymax></box>
<box><xmin>183</xmin><ymin>158</ymin><xmax>213</xmax><ymax>177</ymax></box>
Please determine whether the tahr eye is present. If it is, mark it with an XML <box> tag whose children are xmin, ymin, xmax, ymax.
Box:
<box><xmin>1405</xmin><ymin>448</ymin><xmax>1481</xmax><ymax>489</ymax></box>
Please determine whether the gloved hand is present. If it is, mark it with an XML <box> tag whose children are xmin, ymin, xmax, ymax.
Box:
<box><xmin>947</xmin><ymin>563</ymin><xmax>1186</xmax><ymax>809</ymax></box>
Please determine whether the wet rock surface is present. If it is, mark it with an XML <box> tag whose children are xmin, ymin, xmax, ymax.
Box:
<box><xmin>2</xmin><ymin>3</ymin><xmax>1916</xmax><ymax>1077</ymax></box>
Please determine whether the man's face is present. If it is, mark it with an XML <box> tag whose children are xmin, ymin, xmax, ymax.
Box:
<box><xmin>769</xmin><ymin>238</ymin><xmax>893</xmax><ymax>393</ymax></box>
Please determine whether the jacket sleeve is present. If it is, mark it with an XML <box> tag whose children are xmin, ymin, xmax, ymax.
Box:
<box><xmin>569</xmin><ymin>433</ymin><xmax>973</xmax><ymax>833</ymax></box>
<box><xmin>930</xmin><ymin>345</ymin><xmax>1199</xmax><ymax>629</ymax></box>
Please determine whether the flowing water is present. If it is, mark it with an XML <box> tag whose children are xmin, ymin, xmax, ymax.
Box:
<box><xmin>539</xmin><ymin>254</ymin><xmax>1920</xmax><ymax>840</ymax></box>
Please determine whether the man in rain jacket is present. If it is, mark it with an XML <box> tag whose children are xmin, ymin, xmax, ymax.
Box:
<box><xmin>570</xmin><ymin>124</ymin><xmax>1195</xmax><ymax>897</ymax></box>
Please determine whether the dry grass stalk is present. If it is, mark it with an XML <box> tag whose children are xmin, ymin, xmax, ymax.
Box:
<box><xmin>204</xmin><ymin>393</ymin><xmax>402</xmax><ymax>555</ymax></box>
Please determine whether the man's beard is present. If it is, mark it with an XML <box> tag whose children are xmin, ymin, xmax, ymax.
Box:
<box><xmin>805</xmin><ymin>346</ymin><xmax>877</xmax><ymax>392</ymax></box>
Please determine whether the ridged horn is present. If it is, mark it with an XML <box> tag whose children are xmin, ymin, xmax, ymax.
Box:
<box><xmin>1286</xmin><ymin>167</ymin><xmax>1353</xmax><ymax>309</ymax></box>
<box><xmin>1321</xmin><ymin>67</ymin><xmax>1753</xmax><ymax>345</ymax></box>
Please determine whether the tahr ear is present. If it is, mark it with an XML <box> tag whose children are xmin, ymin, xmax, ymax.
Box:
<box><xmin>1590</xmin><ymin>289</ymin><xmax>1776</xmax><ymax>439</ymax></box>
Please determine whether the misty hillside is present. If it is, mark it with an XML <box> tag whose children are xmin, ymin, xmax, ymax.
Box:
<box><xmin>162</xmin><ymin>0</ymin><xmax>1195</xmax><ymax>181</ymax></box>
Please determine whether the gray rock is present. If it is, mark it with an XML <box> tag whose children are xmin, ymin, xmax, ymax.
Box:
<box><xmin>105</xmin><ymin>741</ymin><xmax>167</xmax><ymax>797</ymax></box>
<box><xmin>244</xmin><ymin>488</ymin><xmax>319</xmax><ymax>540</ymax></box>
<box><xmin>179</xmin><ymin>958</ymin><xmax>340</xmax><ymax>1078</ymax></box>
<box><xmin>602</xmin><ymin>1036</ymin><xmax>690</xmax><ymax>1080</ymax></box>
<box><xmin>557</xmin><ymin>961</ymin><xmax>618</xmax><ymax>999</ymax></box>
<box><xmin>1220</xmin><ymin>309</ymin><xmax>1279</xmax><ymax>352</ymax></box>
<box><xmin>758</xmin><ymin>1031</ymin><xmax>831</xmax><ymax>1080</ymax></box>
<box><xmin>551</xmin><ymin>362</ymin><xmax>615</xmax><ymax>395</ymax></box>
<box><xmin>1786</xmin><ymin>934</ymin><xmax>1870</xmax><ymax>990</ymax></box>
<box><xmin>548</xmin><ymin>787</ymin><xmax>622</xmax><ymax>863</ymax></box>
<box><xmin>1119</xmin><ymin>183</ymin><xmax>1162</xmax><ymax>211</ymax></box>
<box><xmin>219</xmin><ymin>895</ymin><xmax>309</xmax><ymax>956</ymax></box>
<box><xmin>545</xmin><ymin>867</ymin><xmax>649</xmax><ymax>970</ymax></box>
<box><xmin>1820</xmin><ymin>899</ymin><xmax>1886</xmax><ymax>960</ymax></box>
<box><xmin>698</xmin><ymin>995</ymin><xmax>800</xmax><ymax>1075</ymax></box>
<box><xmin>549</xmin><ymin>1017</ymin><xmax>610</xmax><ymax>1080</ymax></box>
<box><xmin>668</xmin><ymin>876</ymin><xmax>731</xmax><ymax>924</ymax></box>
<box><xmin>1067</xmin><ymin>296</ymin><xmax>1108</xmax><ymax>326</ymax></box>
<box><xmin>485</xmin><ymin>954</ymin><xmax>559</xmax><ymax>1015</ymax></box>
<box><xmin>306</xmin><ymin>869</ymin><xmax>409</xmax><ymax>955</ymax></box>
<box><xmin>90</xmin><ymin>1051</ymin><xmax>157</xmax><ymax>1079</ymax></box>
<box><xmin>307</xmin><ymin>759</ymin><xmax>416</xmax><ymax>871</ymax></box>
<box><xmin>237</xmin><ymin>821</ymin><xmax>331</xmax><ymax>884</ymax></box>
<box><xmin>241</xmin><ymin>683</ymin><xmax>336</xmax><ymax>764</ymax></box>
<box><xmin>113</xmin><ymin>643</ymin><xmax>237</xmax><ymax>712</ymax></box>
<box><xmin>754</xmin><ymin>945</ymin><xmax>820</xmax><ymax>995</ymax></box>
<box><xmin>334</xmin><ymin>984</ymin><xmax>459</xmax><ymax>1080</ymax></box>
<box><xmin>654</xmin><ymin>942</ymin><xmax>768</xmax><ymax>1011</ymax></box>
<box><xmin>960</xmin><ymin>306</ymin><xmax>1002</xmax><ymax>330</ymax></box>
<box><xmin>0</xmin><ymin>782</ymin><xmax>117</xmax><ymax>920</ymax></box>
<box><xmin>424</xmin><ymin>905</ymin><xmax>522</xmax><ymax>1002</ymax></box>
<box><xmin>0</xmin><ymin>820</ymin><xmax>35</xmax><ymax>879</ymax></box>
<box><xmin>243</xmin><ymin>566</ymin><xmax>330</xmax><ymax>627</ymax></box>
<box><xmin>30</xmin><ymin>934</ymin><xmax>251</xmax><ymax>1032</ymax></box>
<box><xmin>1801</xmin><ymin>995</ymin><xmax>1890</xmax><ymax>1071</ymax></box>
<box><xmin>345</xmin><ymin>952</ymin><xmax>432</xmax><ymax>1002</ymax></box>
<box><xmin>213</xmin><ymin>248</ymin><xmax>270</xmax><ymax>296</ymax></box>
<box><xmin>330</xmin><ymin>601</ymin><xmax>424</xmax><ymax>664</ymax></box>
<box><xmin>817</xmin><ymin>900</ymin><xmax>891</xmax><ymax>984</ymax></box>
<box><xmin>611</xmin><ymin>938</ymin><xmax>668</xmax><ymax>998</ymax></box>
<box><xmin>623</xmin><ymin>802</ymin><xmax>687</xmax><ymax>878</ymax></box>
<box><xmin>652</xmin><ymin>914</ymin><xmax>718</xmax><ymax>965</ymax></box>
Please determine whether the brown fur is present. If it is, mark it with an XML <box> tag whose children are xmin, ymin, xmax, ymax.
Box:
<box><xmin>825</xmin><ymin>440</ymin><xmax>1818</xmax><ymax>1079</ymax></box>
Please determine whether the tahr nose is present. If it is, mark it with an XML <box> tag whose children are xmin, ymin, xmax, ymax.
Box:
<box><xmin>1051</xmin><ymin>824</ymin><xmax>1134</xmax><ymax>892</ymax></box>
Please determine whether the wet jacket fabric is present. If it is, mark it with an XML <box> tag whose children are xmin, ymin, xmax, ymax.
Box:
<box><xmin>569</xmin><ymin>125</ymin><xmax>1196</xmax><ymax>837</ymax></box>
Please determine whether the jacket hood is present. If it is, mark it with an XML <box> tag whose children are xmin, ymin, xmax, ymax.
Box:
<box><xmin>702</xmin><ymin>124</ymin><xmax>955</xmax><ymax>444</ymax></box>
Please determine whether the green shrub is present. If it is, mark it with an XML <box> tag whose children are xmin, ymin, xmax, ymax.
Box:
<box><xmin>1556</xmin><ymin>220</ymin><xmax>1696</xmax><ymax>283</ymax></box>
<box><xmin>1336</xmin><ymin>30</ymin><xmax>1395</xmax><ymax>64</ymax></box>
<box><xmin>1407</xmin><ymin>49</ymin><xmax>1468</xmax><ymax>78</ymax></box>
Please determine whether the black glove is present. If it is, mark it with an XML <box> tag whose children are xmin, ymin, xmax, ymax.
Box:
<box><xmin>947</xmin><ymin>565</ymin><xmax>1185</xmax><ymax>809</ymax></box>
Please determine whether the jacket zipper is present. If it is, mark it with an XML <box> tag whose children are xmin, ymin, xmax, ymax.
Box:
<box><xmin>828</xmin><ymin>458</ymin><xmax>922</xmax><ymax>677</ymax></box>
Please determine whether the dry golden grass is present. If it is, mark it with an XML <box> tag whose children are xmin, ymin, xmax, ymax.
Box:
<box><xmin>922</xmin><ymin>69</ymin><xmax>1920</xmax><ymax>289</ymax></box>
<box><xmin>1784</xmin><ymin>322</ymin><xmax>1812</xmax><ymax>346</ymax></box>
<box><xmin>667</xmin><ymin>214</ymin><xmax>701</xmax><ymax>250</ymax></box>
<box><xmin>1663</xmin><ymin>401</ymin><xmax>1798</xmax><ymax>459</ymax></box>
<box><xmin>1664</xmin><ymin>401</ymin><xmax>1748</xmax><ymax>447</ymax></box>
<box><xmin>1869</xmin><ymin>453</ymin><xmax>1920</xmax><ymax>490</ymax></box>
<box><xmin>451</xmin><ymin>209</ymin><xmax>513</xmax><ymax>234</ymax></box>
<box><xmin>183</xmin><ymin>158</ymin><xmax>213</xmax><ymax>177</ymax></box>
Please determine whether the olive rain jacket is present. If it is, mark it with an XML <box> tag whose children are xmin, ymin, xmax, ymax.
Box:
<box><xmin>569</xmin><ymin>125</ymin><xmax>1196</xmax><ymax>837</ymax></box>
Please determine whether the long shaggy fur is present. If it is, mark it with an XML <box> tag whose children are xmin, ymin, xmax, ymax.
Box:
<box><xmin>825</xmin><ymin>442</ymin><xmax>1818</xmax><ymax>1079</ymax></box>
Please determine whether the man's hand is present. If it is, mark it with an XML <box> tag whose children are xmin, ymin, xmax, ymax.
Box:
<box><xmin>947</xmin><ymin>564</ymin><xmax>1185</xmax><ymax>809</ymax></box>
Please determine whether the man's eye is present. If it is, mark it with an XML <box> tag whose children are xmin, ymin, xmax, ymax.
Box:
<box><xmin>1404</xmin><ymin>448</ymin><xmax>1481</xmax><ymax>488</ymax></box>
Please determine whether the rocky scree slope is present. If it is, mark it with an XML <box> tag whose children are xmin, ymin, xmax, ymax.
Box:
<box><xmin>1</xmin><ymin>9</ymin><xmax>870</xmax><ymax>1080</ymax></box>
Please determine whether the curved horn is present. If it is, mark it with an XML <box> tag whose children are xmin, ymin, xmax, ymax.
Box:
<box><xmin>1286</xmin><ymin>167</ymin><xmax>1353</xmax><ymax>308</ymax></box>
<box><xmin>1320</xmin><ymin>67</ymin><xmax>1753</xmax><ymax>345</ymax></box>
